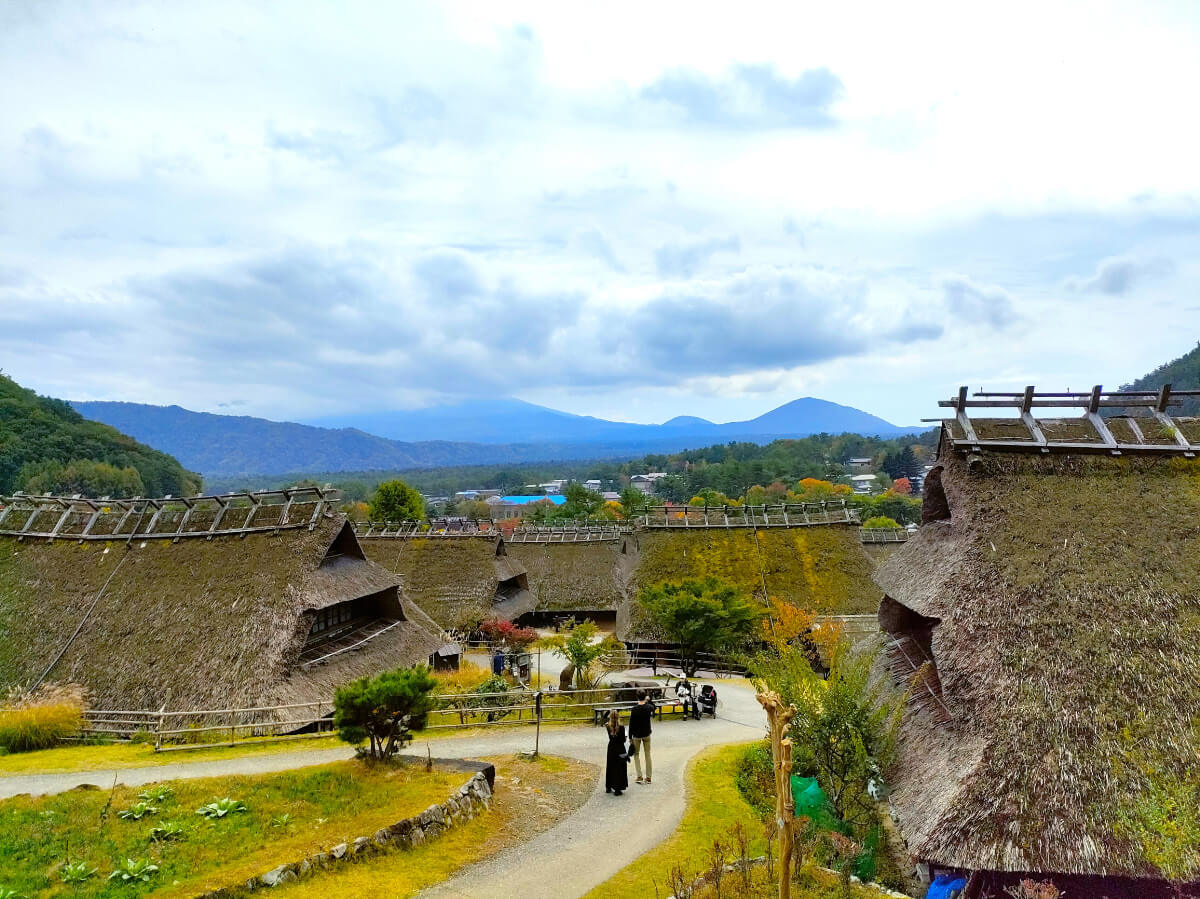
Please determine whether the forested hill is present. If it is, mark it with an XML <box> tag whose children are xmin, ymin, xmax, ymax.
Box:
<box><xmin>0</xmin><ymin>374</ymin><xmax>200</xmax><ymax>498</ymax></box>
<box><xmin>1121</xmin><ymin>342</ymin><xmax>1200</xmax><ymax>415</ymax></box>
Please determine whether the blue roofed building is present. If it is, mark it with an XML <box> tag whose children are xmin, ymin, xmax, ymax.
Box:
<box><xmin>485</xmin><ymin>494</ymin><xmax>568</xmax><ymax>519</ymax></box>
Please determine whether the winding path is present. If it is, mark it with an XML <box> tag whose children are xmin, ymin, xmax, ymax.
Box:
<box><xmin>0</xmin><ymin>676</ymin><xmax>766</xmax><ymax>899</ymax></box>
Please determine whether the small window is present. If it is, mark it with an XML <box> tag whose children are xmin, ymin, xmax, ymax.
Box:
<box><xmin>309</xmin><ymin>602</ymin><xmax>355</xmax><ymax>636</ymax></box>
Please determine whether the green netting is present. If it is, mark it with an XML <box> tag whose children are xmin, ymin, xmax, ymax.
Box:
<box><xmin>790</xmin><ymin>775</ymin><xmax>881</xmax><ymax>881</ymax></box>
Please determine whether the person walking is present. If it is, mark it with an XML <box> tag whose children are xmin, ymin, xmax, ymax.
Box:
<box><xmin>604</xmin><ymin>710</ymin><xmax>629</xmax><ymax>796</ymax></box>
<box><xmin>628</xmin><ymin>690</ymin><xmax>653</xmax><ymax>784</ymax></box>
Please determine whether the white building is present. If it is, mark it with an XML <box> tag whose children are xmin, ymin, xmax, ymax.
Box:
<box><xmin>850</xmin><ymin>474</ymin><xmax>878</xmax><ymax>495</ymax></box>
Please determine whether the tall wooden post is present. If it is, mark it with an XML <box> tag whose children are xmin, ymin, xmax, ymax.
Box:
<box><xmin>758</xmin><ymin>690</ymin><xmax>797</xmax><ymax>899</ymax></box>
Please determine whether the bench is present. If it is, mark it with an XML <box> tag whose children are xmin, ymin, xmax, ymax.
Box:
<box><xmin>591</xmin><ymin>698</ymin><xmax>688</xmax><ymax>726</ymax></box>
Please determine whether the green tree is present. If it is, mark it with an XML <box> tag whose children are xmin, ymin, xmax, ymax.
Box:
<box><xmin>368</xmin><ymin>479</ymin><xmax>425</xmax><ymax>522</ymax></box>
<box><xmin>638</xmin><ymin>578</ymin><xmax>762</xmax><ymax>676</ymax></box>
<box><xmin>546</xmin><ymin>620</ymin><xmax>613</xmax><ymax>689</ymax></box>
<box><xmin>862</xmin><ymin>515</ymin><xmax>900</xmax><ymax>529</ymax></box>
<box><xmin>749</xmin><ymin>641</ymin><xmax>901</xmax><ymax>825</ymax></box>
<box><xmin>337</xmin><ymin>479</ymin><xmax>369</xmax><ymax>503</ymax></box>
<box><xmin>18</xmin><ymin>458</ymin><xmax>146</xmax><ymax>498</ymax></box>
<box><xmin>619</xmin><ymin>487</ymin><xmax>648</xmax><ymax>517</ymax></box>
<box><xmin>333</xmin><ymin>664</ymin><xmax>437</xmax><ymax>761</ymax></box>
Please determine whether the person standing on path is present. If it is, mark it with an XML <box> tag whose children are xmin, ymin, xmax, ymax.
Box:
<box><xmin>628</xmin><ymin>690</ymin><xmax>653</xmax><ymax>784</ymax></box>
<box><xmin>603</xmin><ymin>710</ymin><xmax>628</xmax><ymax>796</ymax></box>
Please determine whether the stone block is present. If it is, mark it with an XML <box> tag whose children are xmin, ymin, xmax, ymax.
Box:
<box><xmin>373</xmin><ymin>827</ymin><xmax>392</xmax><ymax>847</ymax></box>
<box><xmin>353</xmin><ymin>835</ymin><xmax>371</xmax><ymax>855</ymax></box>
<box><xmin>262</xmin><ymin>864</ymin><xmax>293</xmax><ymax>886</ymax></box>
<box><xmin>331</xmin><ymin>842</ymin><xmax>348</xmax><ymax>859</ymax></box>
<box><xmin>424</xmin><ymin>821</ymin><xmax>443</xmax><ymax>840</ymax></box>
<box><xmin>410</xmin><ymin>827</ymin><xmax>426</xmax><ymax>847</ymax></box>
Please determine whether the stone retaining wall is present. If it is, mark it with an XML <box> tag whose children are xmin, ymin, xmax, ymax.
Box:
<box><xmin>197</xmin><ymin>760</ymin><xmax>497</xmax><ymax>896</ymax></box>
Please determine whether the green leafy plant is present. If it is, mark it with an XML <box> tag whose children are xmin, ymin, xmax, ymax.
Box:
<box><xmin>196</xmin><ymin>797</ymin><xmax>248</xmax><ymax>819</ymax></box>
<box><xmin>117</xmin><ymin>801</ymin><xmax>158</xmax><ymax>820</ymax></box>
<box><xmin>108</xmin><ymin>857</ymin><xmax>159</xmax><ymax>883</ymax></box>
<box><xmin>60</xmin><ymin>860</ymin><xmax>98</xmax><ymax>884</ymax></box>
<box><xmin>334</xmin><ymin>664</ymin><xmax>437</xmax><ymax>761</ymax></box>
<box><xmin>148</xmin><ymin>820</ymin><xmax>186</xmax><ymax>842</ymax></box>
<box><xmin>138</xmin><ymin>785</ymin><xmax>173</xmax><ymax>803</ymax></box>
<box><xmin>638</xmin><ymin>578</ymin><xmax>762</xmax><ymax>676</ymax></box>
<box><xmin>269</xmin><ymin>813</ymin><xmax>293</xmax><ymax>828</ymax></box>
<box><xmin>0</xmin><ymin>889</ymin><xmax>25</xmax><ymax>899</ymax></box>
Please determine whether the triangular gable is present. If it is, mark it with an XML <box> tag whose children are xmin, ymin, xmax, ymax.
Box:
<box><xmin>322</xmin><ymin>520</ymin><xmax>366</xmax><ymax>562</ymax></box>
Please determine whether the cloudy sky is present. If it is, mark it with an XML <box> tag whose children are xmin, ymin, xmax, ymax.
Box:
<box><xmin>3</xmin><ymin>1</ymin><xmax>1200</xmax><ymax>429</ymax></box>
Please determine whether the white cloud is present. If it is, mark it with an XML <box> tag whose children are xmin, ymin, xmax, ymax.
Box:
<box><xmin>1</xmin><ymin>2</ymin><xmax>1200</xmax><ymax>427</ymax></box>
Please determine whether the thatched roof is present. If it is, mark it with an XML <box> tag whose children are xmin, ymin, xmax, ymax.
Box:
<box><xmin>504</xmin><ymin>541</ymin><xmax>630</xmax><ymax>612</ymax></box>
<box><xmin>362</xmin><ymin>537</ymin><xmax>505</xmax><ymax>629</ymax></box>
<box><xmin>876</xmin><ymin>430</ymin><xmax>1200</xmax><ymax>881</ymax></box>
<box><xmin>0</xmin><ymin>510</ymin><xmax>441</xmax><ymax>711</ymax></box>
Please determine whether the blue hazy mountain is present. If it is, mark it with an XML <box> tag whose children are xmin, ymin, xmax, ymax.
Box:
<box><xmin>303</xmin><ymin>396</ymin><xmax>915</xmax><ymax>444</ymax></box>
<box><xmin>71</xmin><ymin>396</ymin><xmax>920</xmax><ymax>477</ymax></box>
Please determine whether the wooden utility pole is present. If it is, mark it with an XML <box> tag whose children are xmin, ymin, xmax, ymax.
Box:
<box><xmin>757</xmin><ymin>690</ymin><xmax>797</xmax><ymax>899</ymax></box>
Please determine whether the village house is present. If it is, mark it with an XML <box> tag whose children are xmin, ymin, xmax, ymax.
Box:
<box><xmin>484</xmin><ymin>494</ymin><xmax>567</xmax><ymax>519</ymax></box>
<box><xmin>629</xmin><ymin>472</ymin><xmax>667</xmax><ymax>495</ymax></box>
<box><xmin>845</xmin><ymin>456</ymin><xmax>874</xmax><ymax>472</ymax></box>
<box><xmin>849</xmin><ymin>473</ymin><xmax>878</xmax><ymax>494</ymax></box>
<box><xmin>0</xmin><ymin>488</ymin><xmax>450</xmax><ymax>716</ymax></box>
<box><xmin>875</xmin><ymin>386</ymin><xmax>1200</xmax><ymax>898</ymax></box>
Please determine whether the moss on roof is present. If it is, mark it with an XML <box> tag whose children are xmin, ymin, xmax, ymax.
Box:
<box><xmin>504</xmin><ymin>542</ymin><xmax>627</xmax><ymax>612</ymax></box>
<box><xmin>632</xmin><ymin>527</ymin><xmax>878</xmax><ymax>613</ymax></box>
<box><xmin>876</xmin><ymin>442</ymin><xmax>1200</xmax><ymax>880</ymax></box>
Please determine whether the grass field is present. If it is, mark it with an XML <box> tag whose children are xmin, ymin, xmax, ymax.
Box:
<box><xmin>0</xmin><ymin>758</ymin><xmax>464</xmax><ymax>897</ymax></box>
<box><xmin>584</xmin><ymin>741</ymin><xmax>893</xmax><ymax>899</ymax></box>
<box><xmin>266</xmin><ymin>752</ymin><xmax>596</xmax><ymax>898</ymax></box>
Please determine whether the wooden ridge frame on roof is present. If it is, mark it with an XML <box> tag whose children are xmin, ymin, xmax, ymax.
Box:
<box><xmin>635</xmin><ymin>500</ymin><xmax>857</xmax><ymax>528</ymax></box>
<box><xmin>354</xmin><ymin>518</ymin><xmax>499</xmax><ymax>538</ymax></box>
<box><xmin>932</xmin><ymin>383</ymin><xmax>1200</xmax><ymax>457</ymax></box>
<box><xmin>0</xmin><ymin>486</ymin><xmax>341</xmax><ymax>543</ymax></box>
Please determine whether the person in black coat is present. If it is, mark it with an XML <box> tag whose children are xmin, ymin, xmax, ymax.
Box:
<box><xmin>604</xmin><ymin>710</ymin><xmax>629</xmax><ymax>795</ymax></box>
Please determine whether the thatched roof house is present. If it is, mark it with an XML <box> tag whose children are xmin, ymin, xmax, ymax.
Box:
<box><xmin>876</xmin><ymin>387</ymin><xmax>1200</xmax><ymax>897</ymax></box>
<box><xmin>0</xmin><ymin>490</ymin><xmax>444</xmax><ymax>713</ymax></box>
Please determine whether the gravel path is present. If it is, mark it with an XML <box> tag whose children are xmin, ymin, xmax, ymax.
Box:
<box><xmin>0</xmin><ymin>677</ymin><xmax>766</xmax><ymax>899</ymax></box>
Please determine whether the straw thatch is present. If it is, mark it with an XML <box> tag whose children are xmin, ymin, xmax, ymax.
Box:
<box><xmin>361</xmin><ymin>537</ymin><xmax>510</xmax><ymax>629</ymax></box>
<box><xmin>504</xmin><ymin>541</ymin><xmax>630</xmax><ymax>612</ymax></box>
<box><xmin>0</xmin><ymin>511</ymin><xmax>441</xmax><ymax>711</ymax></box>
<box><xmin>876</xmin><ymin>430</ymin><xmax>1200</xmax><ymax>883</ymax></box>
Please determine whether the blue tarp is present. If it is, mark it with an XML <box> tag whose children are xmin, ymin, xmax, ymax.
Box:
<box><xmin>925</xmin><ymin>873</ymin><xmax>967</xmax><ymax>899</ymax></box>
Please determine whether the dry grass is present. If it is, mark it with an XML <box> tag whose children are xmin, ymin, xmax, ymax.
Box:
<box><xmin>0</xmin><ymin>683</ymin><xmax>84</xmax><ymax>753</ymax></box>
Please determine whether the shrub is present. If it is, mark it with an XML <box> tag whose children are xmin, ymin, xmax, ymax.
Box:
<box><xmin>861</xmin><ymin>516</ymin><xmax>900</xmax><ymax>529</ymax></box>
<box><xmin>138</xmin><ymin>785</ymin><xmax>173</xmax><ymax>803</ymax></box>
<box><xmin>334</xmin><ymin>664</ymin><xmax>437</xmax><ymax>761</ymax></box>
<box><xmin>733</xmin><ymin>741</ymin><xmax>775</xmax><ymax>817</ymax></box>
<box><xmin>0</xmin><ymin>684</ymin><xmax>84</xmax><ymax>753</ymax></box>
<box><xmin>478</xmin><ymin>619</ymin><xmax>538</xmax><ymax>649</ymax></box>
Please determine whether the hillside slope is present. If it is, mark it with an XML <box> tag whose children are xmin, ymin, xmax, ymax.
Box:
<box><xmin>1121</xmin><ymin>342</ymin><xmax>1200</xmax><ymax>415</ymax></box>
<box><xmin>0</xmin><ymin>375</ymin><xmax>199</xmax><ymax>497</ymax></box>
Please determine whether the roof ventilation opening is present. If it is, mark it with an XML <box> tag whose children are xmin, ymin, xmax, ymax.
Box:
<box><xmin>921</xmin><ymin>466</ymin><xmax>950</xmax><ymax>524</ymax></box>
<box><xmin>495</xmin><ymin>538</ymin><xmax>507</xmax><ymax>557</ymax></box>
<box><xmin>879</xmin><ymin>595</ymin><xmax>951</xmax><ymax>725</ymax></box>
<box><xmin>323</xmin><ymin>521</ymin><xmax>366</xmax><ymax>562</ymax></box>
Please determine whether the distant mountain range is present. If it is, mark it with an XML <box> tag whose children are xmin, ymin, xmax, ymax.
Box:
<box><xmin>72</xmin><ymin>397</ymin><xmax>921</xmax><ymax>478</ymax></box>
<box><xmin>303</xmin><ymin>397</ymin><xmax>917</xmax><ymax>445</ymax></box>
